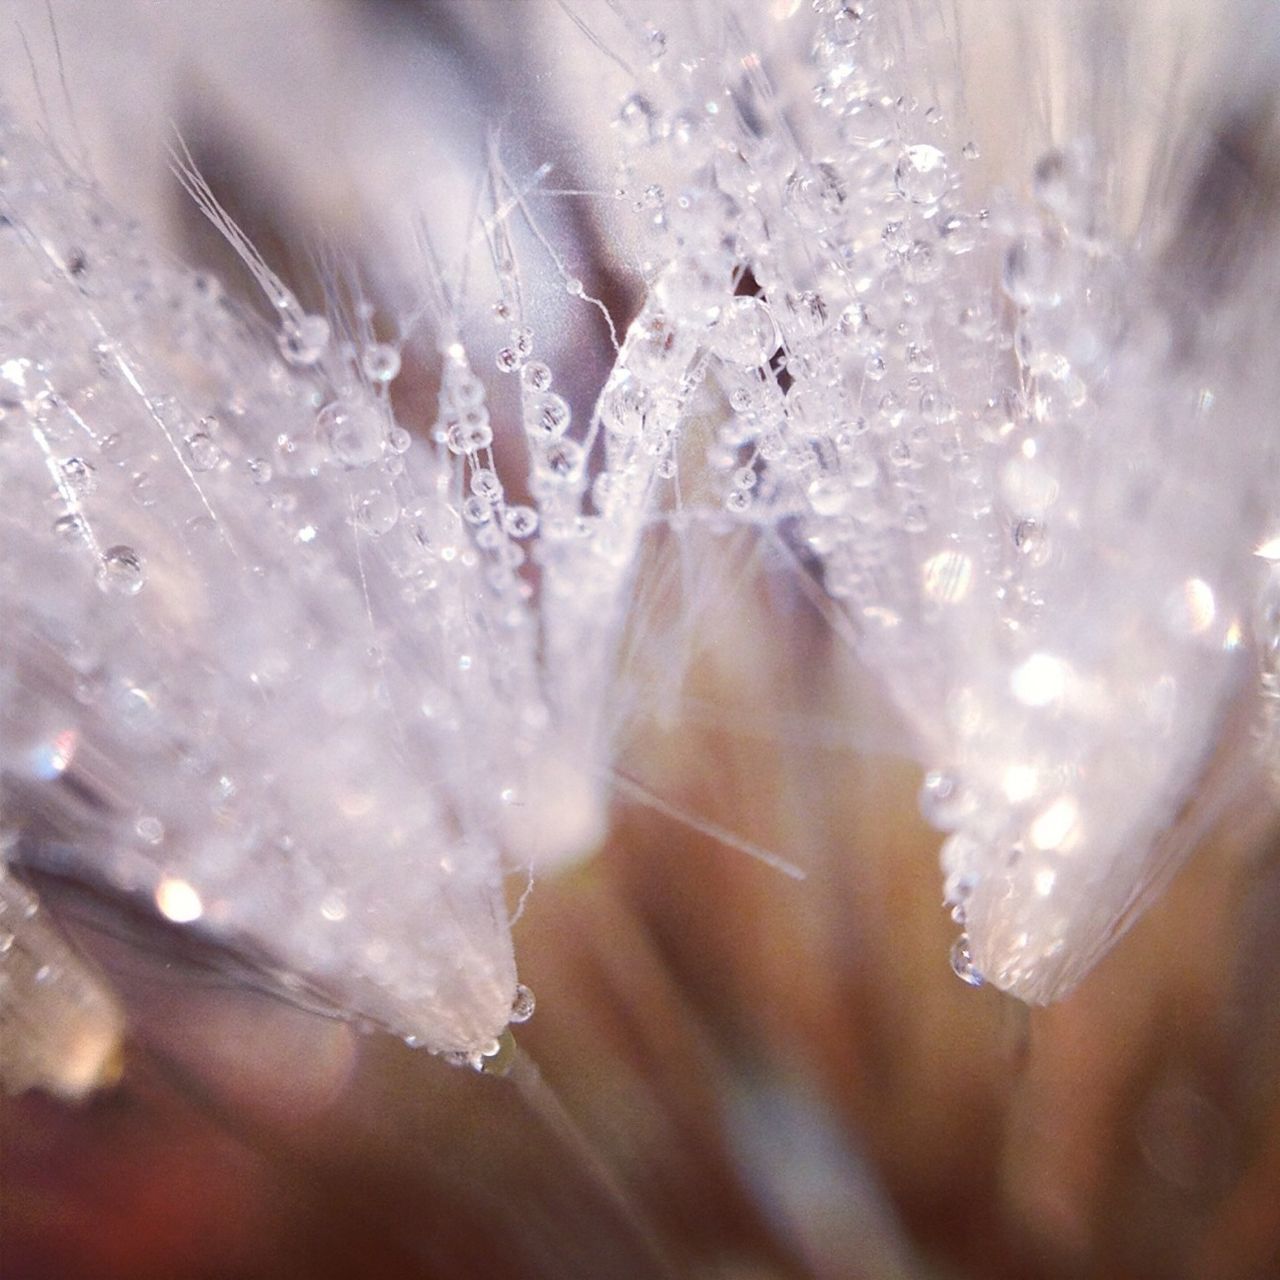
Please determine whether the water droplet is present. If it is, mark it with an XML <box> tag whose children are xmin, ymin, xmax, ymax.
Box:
<box><xmin>503</xmin><ymin>505</ymin><xmax>539</xmax><ymax>539</ymax></box>
<box><xmin>950</xmin><ymin>934</ymin><xmax>984</xmax><ymax>986</ymax></box>
<box><xmin>355</xmin><ymin>490</ymin><xmax>399</xmax><ymax>536</ymax></box>
<box><xmin>526</xmin><ymin>393</ymin><xmax>571</xmax><ymax>439</ymax></box>
<box><xmin>52</xmin><ymin>512</ymin><xmax>89</xmax><ymax>544</ymax></box>
<box><xmin>496</xmin><ymin>346</ymin><xmax>520</xmax><ymax>373</ymax></box>
<box><xmin>510</xmin><ymin>983</ymin><xmax>536</xmax><ymax>1023</ymax></box>
<box><xmin>318</xmin><ymin>400</ymin><xmax>385</xmax><ymax>468</ymax></box>
<box><xmin>919</xmin><ymin>770</ymin><xmax>975</xmax><ymax>830</ymax></box>
<box><xmin>894</xmin><ymin>144</ymin><xmax>948</xmax><ymax>205</ymax></box>
<box><xmin>361</xmin><ymin>343</ymin><xmax>401</xmax><ymax>383</ymax></box>
<box><xmin>708</xmin><ymin>297</ymin><xmax>779</xmax><ymax>367</ymax></box>
<box><xmin>182</xmin><ymin>430</ymin><xmax>222</xmax><ymax>472</ymax></box>
<box><xmin>59</xmin><ymin>455</ymin><xmax>96</xmax><ymax>496</ymax></box>
<box><xmin>277</xmin><ymin>313</ymin><xmax>330</xmax><ymax>366</ymax></box>
<box><xmin>807</xmin><ymin>475</ymin><xmax>850</xmax><ymax>517</ymax></box>
<box><xmin>462</xmin><ymin>495</ymin><xmax>492</xmax><ymax>526</ymax></box>
<box><xmin>135</xmin><ymin>815</ymin><xmax>164</xmax><ymax>845</ymax></box>
<box><xmin>615</xmin><ymin>93</ymin><xmax>658</xmax><ymax>147</ymax></box>
<box><xmin>96</xmin><ymin>545</ymin><xmax>145</xmax><ymax>596</ymax></box>
<box><xmin>521</xmin><ymin>361</ymin><xmax>553</xmax><ymax>393</ymax></box>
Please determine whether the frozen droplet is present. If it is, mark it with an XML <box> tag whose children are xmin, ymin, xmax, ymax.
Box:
<box><xmin>96</xmin><ymin>545</ymin><xmax>145</xmax><ymax>596</ymax></box>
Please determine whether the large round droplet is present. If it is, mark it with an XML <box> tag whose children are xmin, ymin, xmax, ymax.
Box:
<box><xmin>96</xmin><ymin>545</ymin><xmax>145</xmax><ymax>596</ymax></box>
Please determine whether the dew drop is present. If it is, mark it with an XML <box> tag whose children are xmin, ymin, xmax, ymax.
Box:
<box><xmin>510</xmin><ymin>983</ymin><xmax>536</xmax><ymax>1023</ymax></box>
<box><xmin>950</xmin><ymin>934</ymin><xmax>984</xmax><ymax>986</ymax></box>
<box><xmin>361</xmin><ymin>342</ymin><xmax>401</xmax><ymax>383</ymax></box>
<box><xmin>355</xmin><ymin>490</ymin><xmax>400</xmax><ymax>537</ymax></box>
<box><xmin>894</xmin><ymin>144</ymin><xmax>948</xmax><ymax>205</ymax></box>
<box><xmin>96</xmin><ymin>545</ymin><xmax>145</xmax><ymax>596</ymax></box>
<box><xmin>277</xmin><ymin>313</ymin><xmax>330</xmax><ymax>366</ymax></box>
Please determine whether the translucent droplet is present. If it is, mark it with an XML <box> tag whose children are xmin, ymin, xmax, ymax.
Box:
<box><xmin>182</xmin><ymin>431</ymin><xmax>222</xmax><ymax>472</ymax></box>
<box><xmin>950</xmin><ymin>934</ymin><xmax>984</xmax><ymax>986</ymax></box>
<box><xmin>708</xmin><ymin>297</ymin><xmax>778</xmax><ymax>367</ymax></box>
<box><xmin>496</xmin><ymin>346</ymin><xmax>520</xmax><ymax>374</ymax></box>
<box><xmin>503</xmin><ymin>505</ymin><xmax>539</xmax><ymax>539</ymax></box>
<box><xmin>526</xmin><ymin>393</ymin><xmax>571</xmax><ymax>439</ymax></box>
<box><xmin>361</xmin><ymin>343</ymin><xmax>401</xmax><ymax>383</ymax></box>
<box><xmin>355</xmin><ymin>490</ymin><xmax>399</xmax><ymax>537</ymax></box>
<box><xmin>1013</xmin><ymin>517</ymin><xmax>1050</xmax><ymax>566</ymax></box>
<box><xmin>59</xmin><ymin>455</ymin><xmax>96</xmax><ymax>497</ymax></box>
<box><xmin>318</xmin><ymin>400</ymin><xmax>384</xmax><ymax>468</ymax></box>
<box><xmin>510</xmin><ymin>983</ymin><xmax>536</xmax><ymax>1023</ymax></box>
<box><xmin>807</xmin><ymin>475</ymin><xmax>850</xmax><ymax>517</ymax></box>
<box><xmin>135</xmin><ymin>815</ymin><xmax>164</xmax><ymax>845</ymax></box>
<box><xmin>52</xmin><ymin>512</ymin><xmax>89</xmax><ymax>545</ymax></box>
<box><xmin>247</xmin><ymin>456</ymin><xmax>273</xmax><ymax>485</ymax></box>
<box><xmin>894</xmin><ymin>144</ymin><xmax>948</xmax><ymax>205</ymax></box>
<box><xmin>919</xmin><ymin>770</ymin><xmax>975</xmax><ymax>830</ymax></box>
<box><xmin>539</xmin><ymin>438</ymin><xmax>585</xmax><ymax>484</ymax></box>
<box><xmin>521</xmin><ymin>361</ymin><xmax>553</xmax><ymax>393</ymax></box>
<box><xmin>470</xmin><ymin>468</ymin><xmax>503</xmax><ymax>502</ymax></box>
<box><xmin>781</xmin><ymin>290</ymin><xmax>829</xmax><ymax>342</ymax></box>
<box><xmin>1002</xmin><ymin>237</ymin><xmax>1068</xmax><ymax>309</ymax></box>
<box><xmin>277</xmin><ymin>313</ymin><xmax>330</xmax><ymax>366</ymax></box>
<box><xmin>616</xmin><ymin>94</ymin><xmax>658</xmax><ymax>147</ymax></box>
<box><xmin>96</xmin><ymin>545</ymin><xmax>145</xmax><ymax>596</ymax></box>
<box><xmin>461</xmin><ymin>495</ymin><xmax>492</xmax><ymax>526</ymax></box>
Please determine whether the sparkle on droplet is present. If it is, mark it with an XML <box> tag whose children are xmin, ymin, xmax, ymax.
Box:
<box><xmin>921</xmin><ymin>550</ymin><xmax>973</xmax><ymax>604</ymax></box>
<box><xmin>1011</xmin><ymin>652</ymin><xmax>1067</xmax><ymax>707</ymax></box>
<box><xmin>950</xmin><ymin>934</ymin><xmax>984</xmax><ymax>986</ymax></box>
<box><xmin>1028</xmin><ymin>795</ymin><xmax>1080</xmax><ymax>851</ymax></box>
<box><xmin>155</xmin><ymin>876</ymin><xmax>203</xmax><ymax>923</ymax></box>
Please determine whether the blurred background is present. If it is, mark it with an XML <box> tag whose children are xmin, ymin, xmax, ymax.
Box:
<box><xmin>2</xmin><ymin>2</ymin><xmax>1280</xmax><ymax>1277</ymax></box>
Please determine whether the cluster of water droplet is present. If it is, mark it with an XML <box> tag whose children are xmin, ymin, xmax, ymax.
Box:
<box><xmin>0</xmin><ymin>114</ymin><xmax>554</xmax><ymax>1056</ymax></box>
<box><xmin>596</xmin><ymin>0</ymin><xmax>1280</xmax><ymax>1001</ymax></box>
